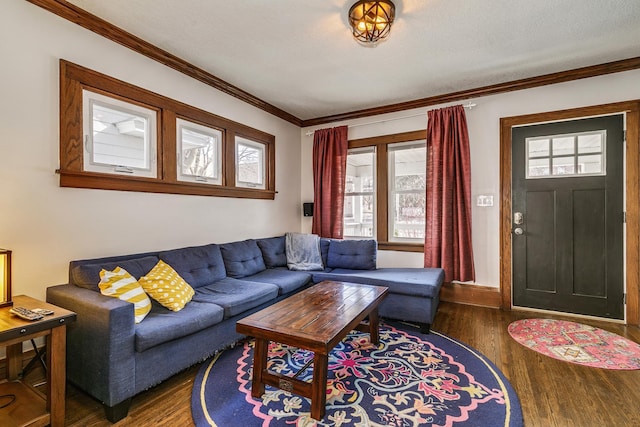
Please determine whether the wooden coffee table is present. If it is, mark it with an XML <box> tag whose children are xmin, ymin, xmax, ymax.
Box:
<box><xmin>236</xmin><ymin>280</ymin><xmax>388</xmax><ymax>420</ymax></box>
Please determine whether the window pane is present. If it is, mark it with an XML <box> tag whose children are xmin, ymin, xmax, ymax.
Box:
<box><xmin>236</xmin><ymin>136</ymin><xmax>265</xmax><ymax>189</ymax></box>
<box><xmin>388</xmin><ymin>142</ymin><xmax>426</xmax><ymax>242</ymax></box>
<box><xmin>392</xmin><ymin>193</ymin><xmax>425</xmax><ymax>239</ymax></box>
<box><xmin>177</xmin><ymin>119</ymin><xmax>221</xmax><ymax>184</ymax></box>
<box><xmin>181</xmin><ymin>129</ymin><xmax>216</xmax><ymax>178</ymax></box>
<box><xmin>344</xmin><ymin>195</ymin><xmax>374</xmax><ymax>238</ymax></box>
<box><xmin>528</xmin><ymin>158</ymin><xmax>550</xmax><ymax>177</ymax></box>
<box><xmin>552</xmin><ymin>137</ymin><xmax>575</xmax><ymax>156</ymax></box>
<box><xmin>528</xmin><ymin>138</ymin><xmax>549</xmax><ymax>158</ymax></box>
<box><xmin>552</xmin><ymin>156</ymin><xmax>575</xmax><ymax>175</ymax></box>
<box><xmin>83</xmin><ymin>90</ymin><xmax>157</xmax><ymax>178</ymax></box>
<box><xmin>91</xmin><ymin>103</ymin><xmax>150</xmax><ymax>169</ymax></box>
<box><xmin>578</xmin><ymin>154</ymin><xmax>603</xmax><ymax>174</ymax></box>
<box><xmin>578</xmin><ymin>133</ymin><xmax>603</xmax><ymax>154</ymax></box>
<box><xmin>344</xmin><ymin>148</ymin><xmax>375</xmax><ymax>238</ymax></box>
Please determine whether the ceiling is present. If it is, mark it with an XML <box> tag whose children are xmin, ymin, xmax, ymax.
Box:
<box><xmin>65</xmin><ymin>0</ymin><xmax>640</xmax><ymax>123</ymax></box>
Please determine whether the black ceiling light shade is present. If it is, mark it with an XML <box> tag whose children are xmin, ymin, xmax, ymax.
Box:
<box><xmin>348</xmin><ymin>1</ymin><xmax>396</xmax><ymax>46</ymax></box>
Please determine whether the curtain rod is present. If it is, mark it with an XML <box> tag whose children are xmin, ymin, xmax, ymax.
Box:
<box><xmin>304</xmin><ymin>102</ymin><xmax>477</xmax><ymax>136</ymax></box>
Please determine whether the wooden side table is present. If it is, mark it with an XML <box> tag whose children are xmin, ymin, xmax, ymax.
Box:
<box><xmin>0</xmin><ymin>295</ymin><xmax>76</xmax><ymax>427</ymax></box>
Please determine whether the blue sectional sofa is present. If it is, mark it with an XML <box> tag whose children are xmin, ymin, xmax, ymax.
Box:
<box><xmin>46</xmin><ymin>235</ymin><xmax>444</xmax><ymax>422</ymax></box>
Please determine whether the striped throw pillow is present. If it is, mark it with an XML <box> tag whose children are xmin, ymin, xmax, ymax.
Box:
<box><xmin>99</xmin><ymin>267</ymin><xmax>152</xmax><ymax>323</ymax></box>
<box><xmin>139</xmin><ymin>260</ymin><xmax>194</xmax><ymax>312</ymax></box>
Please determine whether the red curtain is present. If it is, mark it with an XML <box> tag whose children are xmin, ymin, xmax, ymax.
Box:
<box><xmin>424</xmin><ymin>105</ymin><xmax>475</xmax><ymax>282</ymax></box>
<box><xmin>312</xmin><ymin>126</ymin><xmax>348</xmax><ymax>238</ymax></box>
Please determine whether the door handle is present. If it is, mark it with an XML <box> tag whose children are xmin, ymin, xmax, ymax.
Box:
<box><xmin>513</xmin><ymin>227</ymin><xmax>524</xmax><ymax>235</ymax></box>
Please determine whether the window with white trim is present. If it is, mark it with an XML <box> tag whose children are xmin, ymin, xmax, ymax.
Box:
<box><xmin>83</xmin><ymin>90</ymin><xmax>157</xmax><ymax>178</ymax></box>
<box><xmin>176</xmin><ymin>118</ymin><xmax>222</xmax><ymax>185</ymax></box>
<box><xmin>526</xmin><ymin>130</ymin><xmax>606</xmax><ymax>178</ymax></box>
<box><xmin>235</xmin><ymin>136</ymin><xmax>265</xmax><ymax>189</ymax></box>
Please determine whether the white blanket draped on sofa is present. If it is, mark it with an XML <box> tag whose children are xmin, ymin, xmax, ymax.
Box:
<box><xmin>285</xmin><ymin>232</ymin><xmax>323</xmax><ymax>271</ymax></box>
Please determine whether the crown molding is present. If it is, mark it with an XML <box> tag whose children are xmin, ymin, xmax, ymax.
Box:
<box><xmin>301</xmin><ymin>56</ymin><xmax>640</xmax><ymax>127</ymax></box>
<box><xmin>26</xmin><ymin>0</ymin><xmax>303</xmax><ymax>126</ymax></box>
<box><xmin>27</xmin><ymin>1</ymin><xmax>640</xmax><ymax>129</ymax></box>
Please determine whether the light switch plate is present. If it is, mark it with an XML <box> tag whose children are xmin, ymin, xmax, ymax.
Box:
<box><xmin>476</xmin><ymin>194</ymin><xmax>494</xmax><ymax>207</ymax></box>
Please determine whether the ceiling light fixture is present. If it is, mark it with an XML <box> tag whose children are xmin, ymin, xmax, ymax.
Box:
<box><xmin>348</xmin><ymin>0</ymin><xmax>396</xmax><ymax>46</ymax></box>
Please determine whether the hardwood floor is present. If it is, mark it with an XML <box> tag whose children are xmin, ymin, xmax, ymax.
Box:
<box><xmin>16</xmin><ymin>301</ymin><xmax>640</xmax><ymax>426</ymax></box>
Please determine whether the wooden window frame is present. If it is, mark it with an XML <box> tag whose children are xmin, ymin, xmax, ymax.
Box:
<box><xmin>348</xmin><ymin>130</ymin><xmax>426</xmax><ymax>252</ymax></box>
<box><xmin>59</xmin><ymin>60</ymin><xmax>276</xmax><ymax>199</ymax></box>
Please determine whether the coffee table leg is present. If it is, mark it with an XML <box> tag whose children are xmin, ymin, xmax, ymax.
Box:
<box><xmin>252</xmin><ymin>338</ymin><xmax>267</xmax><ymax>398</ymax></box>
<box><xmin>369</xmin><ymin>308</ymin><xmax>380</xmax><ymax>345</ymax></box>
<box><xmin>310</xmin><ymin>353</ymin><xmax>328</xmax><ymax>420</ymax></box>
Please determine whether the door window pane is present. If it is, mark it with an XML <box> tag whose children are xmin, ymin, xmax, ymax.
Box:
<box><xmin>344</xmin><ymin>148</ymin><xmax>375</xmax><ymax>238</ymax></box>
<box><xmin>578</xmin><ymin>154</ymin><xmax>603</xmax><ymax>174</ymax></box>
<box><xmin>388</xmin><ymin>142</ymin><xmax>426</xmax><ymax>242</ymax></box>
<box><xmin>528</xmin><ymin>157</ymin><xmax>550</xmax><ymax>177</ymax></box>
<box><xmin>578</xmin><ymin>134</ymin><xmax>603</xmax><ymax>154</ymax></box>
<box><xmin>177</xmin><ymin>118</ymin><xmax>222</xmax><ymax>185</ymax></box>
<box><xmin>552</xmin><ymin>156</ymin><xmax>575</xmax><ymax>175</ymax></box>
<box><xmin>528</xmin><ymin>139</ymin><xmax>550</xmax><ymax>158</ymax></box>
<box><xmin>552</xmin><ymin>137</ymin><xmax>575</xmax><ymax>156</ymax></box>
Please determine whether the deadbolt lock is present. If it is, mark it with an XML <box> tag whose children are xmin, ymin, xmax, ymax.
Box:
<box><xmin>514</xmin><ymin>212</ymin><xmax>523</xmax><ymax>225</ymax></box>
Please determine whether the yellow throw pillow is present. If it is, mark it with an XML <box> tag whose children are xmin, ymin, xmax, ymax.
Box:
<box><xmin>99</xmin><ymin>267</ymin><xmax>152</xmax><ymax>323</ymax></box>
<box><xmin>139</xmin><ymin>260</ymin><xmax>194</xmax><ymax>311</ymax></box>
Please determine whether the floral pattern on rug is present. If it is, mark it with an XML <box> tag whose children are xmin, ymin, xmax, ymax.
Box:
<box><xmin>508</xmin><ymin>318</ymin><xmax>640</xmax><ymax>370</ymax></box>
<box><xmin>234</xmin><ymin>326</ymin><xmax>510</xmax><ymax>426</ymax></box>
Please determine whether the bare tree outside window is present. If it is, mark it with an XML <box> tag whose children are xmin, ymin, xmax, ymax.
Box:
<box><xmin>177</xmin><ymin>119</ymin><xmax>222</xmax><ymax>185</ymax></box>
<box><xmin>182</xmin><ymin>137</ymin><xmax>215</xmax><ymax>177</ymax></box>
<box><xmin>236</xmin><ymin>137</ymin><xmax>265</xmax><ymax>188</ymax></box>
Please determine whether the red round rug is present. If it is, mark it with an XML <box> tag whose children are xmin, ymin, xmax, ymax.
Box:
<box><xmin>508</xmin><ymin>318</ymin><xmax>640</xmax><ymax>370</ymax></box>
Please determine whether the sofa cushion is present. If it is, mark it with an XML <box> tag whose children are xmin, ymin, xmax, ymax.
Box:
<box><xmin>159</xmin><ymin>244</ymin><xmax>226</xmax><ymax>288</ymax></box>
<box><xmin>134</xmin><ymin>301</ymin><xmax>224</xmax><ymax>352</ymax></box>
<box><xmin>139</xmin><ymin>260</ymin><xmax>195</xmax><ymax>312</ymax></box>
<box><xmin>244</xmin><ymin>267</ymin><xmax>311</xmax><ymax>295</ymax></box>
<box><xmin>311</xmin><ymin>268</ymin><xmax>444</xmax><ymax>298</ymax></box>
<box><xmin>192</xmin><ymin>277</ymin><xmax>278</xmax><ymax>318</ymax></box>
<box><xmin>220</xmin><ymin>240</ymin><xmax>267</xmax><ymax>278</ymax></box>
<box><xmin>98</xmin><ymin>267</ymin><xmax>152</xmax><ymax>323</ymax></box>
<box><xmin>327</xmin><ymin>239</ymin><xmax>377</xmax><ymax>270</ymax></box>
<box><xmin>70</xmin><ymin>255</ymin><xmax>159</xmax><ymax>292</ymax></box>
<box><xmin>320</xmin><ymin>238</ymin><xmax>331</xmax><ymax>270</ymax></box>
<box><xmin>256</xmin><ymin>236</ymin><xmax>287</xmax><ymax>268</ymax></box>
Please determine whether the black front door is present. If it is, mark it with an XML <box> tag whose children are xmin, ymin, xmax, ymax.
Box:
<box><xmin>512</xmin><ymin>115</ymin><xmax>624</xmax><ymax>319</ymax></box>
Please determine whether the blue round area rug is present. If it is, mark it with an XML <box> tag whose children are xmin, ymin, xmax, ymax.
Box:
<box><xmin>191</xmin><ymin>323</ymin><xmax>523</xmax><ymax>426</ymax></box>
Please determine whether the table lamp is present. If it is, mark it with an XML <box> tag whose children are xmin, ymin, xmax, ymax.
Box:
<box><xmin>0</xmin><ymin>249</ymin><xmax>12</xmax><ymax>307</ymax></box>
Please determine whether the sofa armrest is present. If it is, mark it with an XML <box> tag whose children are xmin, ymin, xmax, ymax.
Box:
<box><xmin>46</xmin><ymin>284</ymin><xmax>136</xmax><ymax>407</ymax></box>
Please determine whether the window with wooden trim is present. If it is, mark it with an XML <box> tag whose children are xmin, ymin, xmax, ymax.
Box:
<box><xmin>59</xmin><ymin>60</ymin><xmax>276</xmax><ymax>199</ymax></box>
<box><xmin>344</xmin><ymin>130</ymin><xmax>426</xmax><ymax>252</ymax></box>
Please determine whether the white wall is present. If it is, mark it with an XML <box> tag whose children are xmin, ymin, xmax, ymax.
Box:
<box><xmin>0</xmin><ymin>1</ymin><xmax>302</xmax><ymax>300</ymax></box>
<box><xmin>302</xmin><ymin>69</ymin><xmax>640</xmax><ymax>287</ymax></box>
